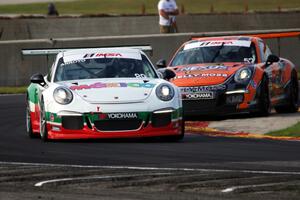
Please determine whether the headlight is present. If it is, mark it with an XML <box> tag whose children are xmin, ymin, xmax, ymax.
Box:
<box><xmin>234</xmin><ymin>68</ymin><xmax>252</xmax><ymax>84</ymax></box>
<box><xmin>53</xmin><ymin>87</ymin><xmax>73</xmax><ymax>105</ymax></box>
<box><xmin>156</xmin><ymin>84</ymin><xmax>175</xmax><ymax>101</ymax></box>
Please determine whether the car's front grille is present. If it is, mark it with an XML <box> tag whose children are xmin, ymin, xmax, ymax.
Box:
<box><xmin>183</xmin><ymin>99</ymin><xmax>218</xmax><ymax>114</ymax></box>
<box><xmin>62</xmin><ymin>116</ymin><xmax>84</xmax><ymax>130</ymax></box>
<box><xmin>94</xmin><ymin>119</ymin><xmax>143</xmax><ymax>131</ymax></box>
<box><xmin>151</xmin><ymin>113</ymin><xmax>171</xmax><ymax>127</ymax></box>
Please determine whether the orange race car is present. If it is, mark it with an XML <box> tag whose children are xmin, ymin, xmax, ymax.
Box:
<box><xmin>157</xmin><ymin>35</ymin><xmax>299</xmax><ymax>117</ymax></box>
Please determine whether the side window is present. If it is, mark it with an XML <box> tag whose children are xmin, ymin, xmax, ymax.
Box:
<box><xmin>249</xmin><ymin>43</ymin><xmax>257</xmax><ymax>63</ymax></box>
<box><xmin>265</xmin><ymin>45</ymin><xmax>272</xmax><ymax>60</ymax></box>
<box><xmin>46</xmin><ymin>63</ymin><xmax>55</xmax><ymax>82</ymax></box>
<box><xmin>258</xmin><ymin>41</ymin><xmax>266</xmax><ymax>62</ymax></box>
<box><xmin>54</xmin><ymin>58</ymin><xmax>64</xmax><ymax>82</ymax></box>
<box><xmin>141</xmin><ymin>55</ymin><xmax>157</xmax><ymax>78</ymax></box>
<box><xmin>258</xmin><ymin>41</ymin><xmax>272</xmax><ymax>62</ymax></box>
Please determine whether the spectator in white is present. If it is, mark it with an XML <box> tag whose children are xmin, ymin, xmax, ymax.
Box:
<box><xmin>158</xmin><ymin>0</ymin><xmax>179</xmax><ymax>33</ymax></box>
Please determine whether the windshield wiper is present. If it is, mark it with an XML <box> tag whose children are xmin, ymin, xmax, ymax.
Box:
<box><xmin>210</xmin><ymin>42</ymin><xmax>225</xmax><ymax>63</ymax></box>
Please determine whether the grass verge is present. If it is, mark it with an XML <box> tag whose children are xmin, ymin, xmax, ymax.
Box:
<box><xmin>266</xmin><ymin>122</ymin><xmax>300</xmax><ymax>137</ymax></box>
<box><xmin>0</xmin><ymin>87</ymin><xmax>27</xmax><ymax>94</ymax></box>
<box><xmin>0</xmin><ymin>0</ymin><xmax>299</xmax><ymax>15</ymax></box>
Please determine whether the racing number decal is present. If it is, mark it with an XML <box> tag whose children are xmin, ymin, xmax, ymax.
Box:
<box><xmin>134</xmin><ymin>74</ymin><xmax>147</xmax><ymax>78</ymax></box>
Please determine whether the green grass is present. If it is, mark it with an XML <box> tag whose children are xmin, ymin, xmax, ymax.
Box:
<box><xmin>266</xmin><ymin>122</ymin><xmax>300</xmax><ymax>137</ymax></box>
<box><xmin>0</xmin><ymin>87</ymin><xmax>27</xmax><ymax>94</ymax></box>
<box><xmin>0</xmin><ymin>0</ymin><xmax>299</xmax><ymax>15</ymax></box>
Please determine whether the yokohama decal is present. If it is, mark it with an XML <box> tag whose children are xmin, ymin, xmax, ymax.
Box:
<box><xmin>107</xmin><ymin>113</ymin><xmax>138</xmax><ymax>119</ymax></box>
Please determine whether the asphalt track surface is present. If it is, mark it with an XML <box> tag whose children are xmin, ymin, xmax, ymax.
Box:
<box><xmin>1</xmin><ymin>94</ymin><xmax>300</xmax><ymax>199</ymax></box>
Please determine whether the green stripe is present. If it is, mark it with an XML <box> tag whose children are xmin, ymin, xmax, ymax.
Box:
<box><xmin>27</xmin><ymin>84</ymin><xmax>39</xmax><ymax>104</ymax></box>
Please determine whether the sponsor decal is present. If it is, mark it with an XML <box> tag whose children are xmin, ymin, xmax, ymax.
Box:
<box><xmin>106</xmin><ymin>113</ymin><xmax>138</xmax><ymax>120</ymax></box>
<box><xmin>177</xmin><ymin>65</ymin><xmax>228</xmax><ymax>72</ymax></box>
<box><xmin>98</xmin><ymin>113</ymin><xmax>107</xmax><ymax>119</ymax></box>
<box><xmin>174</xmin><ymin>73</ymin><xmax>228</xmax><ymax>79</ymax></box>
<box><xmin>50</xmin><ymin>114</ymin><xmax>55</xmax><ymax>122</ymax></box>
<box><xmin>183</xmin><ymin>92</ymin><xmax>214</xmax><ymax>100</ymax></box>
<box><xmin>70</xmin><ymin>82</ymin><xmax>155</xmax><ymax>90</ymax></box>
<box><xmin>184</xmin><ymin>40</ymin><xmax>251</xmax><ymax>50</ymax></box>
<box><xmin>61</xmin><ymin>59</ymin><xmax>86</xmax><ymax>66</ymax></box>
<box><xmin>97</xmin><ymin>106</ymin><xmax>101</xmax><ymax>112</ymax></box>
<box><xmin>84</xmin><ymin>53</ymin><xmax>122</xmax><ymax>58</ymax></box>
<box><xmin>181</xmin><ymin>85</ymin><xmax>226</xmax><ymax>93</ymax></box>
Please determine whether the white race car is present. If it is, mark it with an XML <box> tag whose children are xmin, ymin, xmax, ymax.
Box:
<box><xmin>25</xmin><ymin>47</ymin><xmax>183</xmax><ymax>141</ymax></box>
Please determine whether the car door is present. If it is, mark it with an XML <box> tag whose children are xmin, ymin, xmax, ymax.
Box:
<box><xmin>259</xmin><ymin>41</ymin><xmax>286</xmax><ymax>103</ymax></box>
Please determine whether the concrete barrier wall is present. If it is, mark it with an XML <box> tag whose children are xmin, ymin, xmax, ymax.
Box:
<box><xmin>0</xmin><ymin>12</ymin><xmax>299</xmax><ymax>40</ymax></box>
<box><xmin>0</xmin><ymin>30</ymin><xmax>299</xmax><ymax>86</ymax></box>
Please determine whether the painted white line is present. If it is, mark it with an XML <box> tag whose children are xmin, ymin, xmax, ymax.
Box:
<box><xmin>35</xmin><ymin>173</ymin><xmax>171</xmax><ymax>187</ymax></box>
<box><xmin>221</xmin><ymin>182</ymin><xmax>289</xmax><ymax>193</ymax></box>
<box><xmin>1</xmin><ymin>161</ymin><xmax>300</xmax><ymax>175</ymax></box>
<box><xmin>222</xmin><ymin>187</ymin><xmax>235</xmax><ymax>193</ymax></box>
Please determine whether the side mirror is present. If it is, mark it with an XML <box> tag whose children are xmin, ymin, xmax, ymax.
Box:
<box><xmin>30</xmin><ymin>73</ymin><xmax>46</xmax><ymax>86</ymax></box>
<box><xmin>266</xmin><ymin>54</ymin><xmax>280</xmax><ymax>66</ymax></box>
<box><xmin>156</xmin><ymin>59</ymin><xmax>167</xmax><ymax>68</ymax></box>
<box><xmin>164</xmin><ymin>69</ymin><xmax>176</xmax><ymax>80</ymax></box>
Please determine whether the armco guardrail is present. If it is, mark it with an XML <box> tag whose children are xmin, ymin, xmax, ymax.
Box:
<box><xmin>0</xmin><ymin>29</ymin><xmax>299</xmax><ymax>86</ymax></box>
<box><xmin>0</xmin><ymin>12</ymin><xmax>299</xmax><ymax>40</ymax></box>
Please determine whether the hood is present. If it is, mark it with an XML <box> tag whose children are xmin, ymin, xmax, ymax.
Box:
<box><xmin>171</xmin><ymin>63</ymin><xmax>249</xmax><ymax>87</ymax></box>
<box><xmin>60</xmin><ymin>78</ymin><xmax>158</xmax><ymax>103</ymax></box>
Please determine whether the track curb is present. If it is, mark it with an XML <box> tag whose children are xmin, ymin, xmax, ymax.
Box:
<box><xmin>185</xmin><ymin>121</ymin><xmax>300</xmax><ymax>142</ymax></box>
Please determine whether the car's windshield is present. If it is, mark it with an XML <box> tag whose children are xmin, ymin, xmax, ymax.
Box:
<box><xmin>170</xmin><ymin>40</ymin><xmax>257</xmax><ymax>66</ymax></box>
<box><xmin>54</xmin><ymin>54</ymin><xmax>158</xmax><ymax>82</ymax></box>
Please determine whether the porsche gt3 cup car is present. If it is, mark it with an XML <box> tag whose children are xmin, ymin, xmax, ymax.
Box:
<box><xmin>25</xmin><ymin>47</ymin><xmax>183</xmax><ymax>141</ymax></box>
<box><xmin>157</xmin><ymin>36</ymin><xmax>299</xmax><ymax>117</ymax></box>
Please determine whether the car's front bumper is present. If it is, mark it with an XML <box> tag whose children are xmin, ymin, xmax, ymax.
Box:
<box><xmin>182</xmin><ymin>89</ymin><xmax>257</xmax><ymax>117</ymax></box>
<box><xmin>44</xmin><ymin>109</ymin><xmax>183</xmax><ymax>139</ymax></box>
<box><xmin>46</xmin><ymin>120</ymin><xmax>182</xmax><ymax>139</ymax></box>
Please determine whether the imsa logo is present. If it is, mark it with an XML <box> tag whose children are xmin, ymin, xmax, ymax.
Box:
<box><xmin>185</xmin><ymin>92</ymin><xmax>214</xmax><ymax>100</ymax></box>
<box><xmin>107</xmin><ymin>113</ymin><xmax>138</xmax><ymax>119</ymax></box>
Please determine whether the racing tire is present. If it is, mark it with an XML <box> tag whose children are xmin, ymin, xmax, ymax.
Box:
<box><xmin>274</xmin><ymin>72</ymin><xmax>299</xmax><ymax>113</ymax></box>
<box><xmin>39</xmin><ymin>99</ymin><xmax>48</xmax><ymax>142</ymax></box>
<box><xmin>161</xmin><ymin>119</ymin><xmax>185</xmax><ymax>142</ymax></box>
<box><xmin>26</xmin><ymin>97</ymin><xmax>36</xmax><ymax>138</ymax></box>
<box><xmin>256</xmin><ymin>75</ymin><xmax>271</xmax><ymax>117</ymax></box>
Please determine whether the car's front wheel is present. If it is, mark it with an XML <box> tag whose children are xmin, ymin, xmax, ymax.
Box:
<box><xmin>275</xmin><ymin>71</ymin><xmax>299</xmax><ymax>113</ymax></box>
<box><xmin>39</xmin><ymin>99</ymin><xmax>48</xmax><ymax>142</ymax></box>
<box><xmin>256</xmin><ymin>75</ymin><xmax>271</xmax><ymax>116</ymax></box>
<box><xmin>161</xmin><ymin>119</ymin><xmax>185</xmax><ymax>142</ymax></box>
<box><xmin>26</xmin><ymin>97</ymin><xmax>36</xmax><ymax>138</ymax></box>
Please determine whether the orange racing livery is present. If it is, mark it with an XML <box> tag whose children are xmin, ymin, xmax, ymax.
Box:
<box><xmin>158</xmin><ymin>36</ymin><xmax>298</xmax><ymax>117</ymax></box>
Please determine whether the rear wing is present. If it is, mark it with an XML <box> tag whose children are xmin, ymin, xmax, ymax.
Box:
<box><xmin>191</xmin><ymin>29</ymin><xmax>300</xmax><ymax>40</ymax></box>
<box><xmin>245</xmin><ymin>31</ymin><xmax>300</xmax><ymax>39</ymax></box>
<box><xmin>21</xmin><ymin>45</ymin><xmax>153</xmax><ymax>56</ymax></box>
